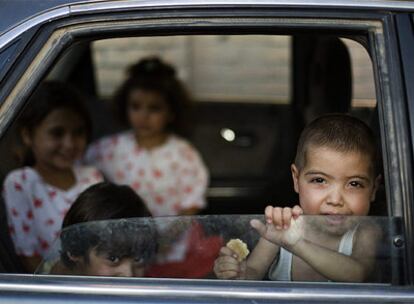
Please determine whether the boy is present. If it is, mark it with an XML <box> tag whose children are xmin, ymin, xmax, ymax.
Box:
<box><xmin>214</xmin><ymin>114</ymin><xmax>381</xmax><ymax>282</ymax></box>
<box><xmin>44</xmin><ymin>182</ymin><xmax>157</xmax><ymax>277</ymax></box>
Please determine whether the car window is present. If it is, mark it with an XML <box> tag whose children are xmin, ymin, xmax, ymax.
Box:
<box><xmin>40</xmin><ymin>34</ymin><xmax>380</xmax><ymax>215</ymax></box>
<box><xmin>0</xmin><ymin>33</ymin><xmax>387</xmax><ymax>272</ymax></box>
<box><xmin>0</xmin><ymin>7</ymin><xmax>411</xmax><ymax>296</ymax></box>
<box><xmin>35</xmin><ymin>215</ymin><xmax>401</xmax><ymax>284</ymax></box>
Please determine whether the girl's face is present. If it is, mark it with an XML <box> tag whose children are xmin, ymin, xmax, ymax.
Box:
<box><xmin>127</xmin><ymin>88</ymin><xmax>173</xmax><ymax>139</ymax></box>
<box><xmin>23</xmin><ymin>108</ymin><xmax>87</xmax><ymax>171</ymax></box>
<box><xmin>78</xmin><ymin>249</ymin><xmax>146</xmax><ymax>277</ymax></box>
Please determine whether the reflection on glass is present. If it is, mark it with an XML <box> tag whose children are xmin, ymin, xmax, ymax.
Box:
<box><xmin>36</xmin><ymin>215</ymin><xmax>401</xmax><ymax>284</ymax></box>
<box><xmin>46</xmin><ymin>218</ymin><xmax>156</xmax><ymax>277</ymax></box>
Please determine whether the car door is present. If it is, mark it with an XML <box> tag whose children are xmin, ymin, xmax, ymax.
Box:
<box><xmin>0</xmin><ymin>0</ymin><xmax>413</xmax><ymax>303</ymax></box>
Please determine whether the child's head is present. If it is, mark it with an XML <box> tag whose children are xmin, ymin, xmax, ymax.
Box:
<box><xmin>291</xmin><ymin>114</ymin><xmax>380</xmax><ymax>218</ymax></box>
<box><xmin>60</xmin><ymin>182</ymin><xmax>155</xmax><ymax>277</ymax></box>
<box><xmin>113</xmin><ymin>56</ymin><xmax>191</xmax><ymax>137</ymax></box>
<box><xmin>62</xmin><ymin>182</ymin><xmax>150</xmax><ymax>226</ymax></box>
<box><xmin>18</xmin><ymin>81</ymin><xmax>91</xmax><ymax>168</ymax></box>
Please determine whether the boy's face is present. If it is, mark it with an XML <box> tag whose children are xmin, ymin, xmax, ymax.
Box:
<box><xmin>76</xmin><ymin>248</ymin><xmax>146</xmax><ymax>277</ymax></box>
<box><xmin>291</xmin><ymin>146</ymin><xmax>379</xmax><ymax>221</ymax></box>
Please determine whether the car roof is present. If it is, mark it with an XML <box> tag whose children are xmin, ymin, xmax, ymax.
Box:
<box><xmin>1</xmin><ymin>0</ymin><xmax>414</xmax><ymax>35</ymax></box>
<box><xmin>0</xmin><ymin>0</ymin><xmax>78</xmax><ymax>35</ymax></box>
<box><xmin>1</xmin><ymin>0</ymin><xmax>414</xmax><ymax>53</ymax></box>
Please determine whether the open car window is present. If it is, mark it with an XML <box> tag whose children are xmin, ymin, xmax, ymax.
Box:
<box><xmin>0</xmin><ymin>5</ymin><xmax>413</xmax><ymax>303</ymax></box>
<box><xmin>1</xmin><ymin>33</ymin><xmax>380</xmax><ymax>216</ymax></box>
<box><xmin>36</xmin><ymin>215</ymin><xmax>402</xmax><ymax>284</ymax></box>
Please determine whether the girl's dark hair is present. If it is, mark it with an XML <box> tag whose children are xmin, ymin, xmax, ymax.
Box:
<box><xmin>18</xmin><ymin>81</ymin><xmax>92</xmax><ymax>166</ymax></box>
<box><xmin>113</xmin><ymin>56</ymin><xmax>191</xmax><ymax>136</ymax></box>
<box><xmin>60</xmin><ymin>182</ymin><xmax>153</xmax><ymax>268</ymax></box>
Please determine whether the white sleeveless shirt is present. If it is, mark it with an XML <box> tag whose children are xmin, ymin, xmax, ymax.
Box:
<box><xmin>268</xmin><ymin>225</ymin><xmax>358</xmax><ymax>281</ymax></box>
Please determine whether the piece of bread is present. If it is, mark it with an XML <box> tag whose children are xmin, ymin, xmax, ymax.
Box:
<box><xmin>226</xmin><ymin>238</ymin><xmax>250</xmax><ymax>262</ymax></box>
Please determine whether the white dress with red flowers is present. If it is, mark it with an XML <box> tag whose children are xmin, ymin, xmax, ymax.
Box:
<box><xmin>84</xmin><ymin>131</ymin><xmax>208</xmax><ymax>216</ymax></box>
<box><xmin>3</xmin><ymin>166</ymin><xmax>103</xmax><ymax>258</ymax></box>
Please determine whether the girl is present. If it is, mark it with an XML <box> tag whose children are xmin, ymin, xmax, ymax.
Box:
<box><xmin>84</xmin><ymin>57</ymin><xmax>208</xmax><ymax>217</ymax></box>
<box><xmin>3</xmin><ymin>81</ymin><xmax>103</xmax><ymax>273</ymax></box>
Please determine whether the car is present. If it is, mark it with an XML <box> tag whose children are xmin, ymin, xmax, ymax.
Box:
<box><xmin>0</xmin><ymin>0</ymin><xmax>413</xmax><ymax>302</ymax></box>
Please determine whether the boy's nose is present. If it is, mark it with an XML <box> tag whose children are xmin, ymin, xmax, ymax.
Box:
<box><xmin>327</xmin><ymin>186</ymin><xmax>344</xmax><ymax>206</ymax></box>
<box><xmin>116</xmin><ymin>262</ymin><xmax>134</xmax><ymax>277</ymax></box>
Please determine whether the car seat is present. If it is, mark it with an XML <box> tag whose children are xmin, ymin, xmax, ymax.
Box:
<box><xmin>294</xmin><ymin>35</ymin><xmax>352</xmax><ymax>126</ymax></box>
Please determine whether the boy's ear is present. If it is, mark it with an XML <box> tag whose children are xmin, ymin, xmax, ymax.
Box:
<box><xmin>291</xmin><ymin>164</ymin><xmax>300</xmax><ymax>194</ymax></box>
<box><xmin>370</xmin><ymin>174</ymin><xmax>382</xmax><ymax>202</ymax></box>
<box><xmin>21</xmin><ymin>128</ymin><xmax>32</xmax><ymax>146</ymax></box>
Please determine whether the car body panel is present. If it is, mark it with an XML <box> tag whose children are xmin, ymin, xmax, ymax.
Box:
<box><xmin>0</xmin><ymin>0</ymin><xmax>414</xmax><ymax>302</ymax></box>
<box><xmin>1</xmin><ymin>274</ymin><xmax>414</xmax><ymax>303</ymax></box>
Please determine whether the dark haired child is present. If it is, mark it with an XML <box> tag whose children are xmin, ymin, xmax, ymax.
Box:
<box><xmin>214</xmin><ymin>114</ymin><xmax>382</xmax><ymax>282</ymax></box>
<box><xmin>84</xmin><ymin>56</ymin><xmax>208</xmax><ymax>217</ymax></box>
<box><xmin>50</xmin><ymin>182</ymin><xmax>156</xmax><ymax>277</ymax></box>
<box><xmin>3</xmin><ymin>81</ymin><xmax>103</xmax><ymax>272</ymax></box>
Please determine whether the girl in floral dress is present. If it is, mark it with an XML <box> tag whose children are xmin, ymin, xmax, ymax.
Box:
<box><xmin>85</xmin><ymin>57</ymin><xmax>208</xmax><ymax>217</ymax></box>
<box><xmin>3</xmin><ymin>81</ymin><xmax>103</xmax><ymax>272</ymax></box>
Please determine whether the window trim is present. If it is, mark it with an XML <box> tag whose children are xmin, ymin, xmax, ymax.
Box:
<box><xmin>0</xmin><ymin>273</ymin><xmax>413</xmax><ymax>302</ymax></box>
<box><xmin>367</xmin><ymin>12</ymin><xmax>414</xmax><ymax>284</ymax></box>
<box><xmin>0</xmin><ymin>6</ymin><xmax>412</xmax><ymax>296</ymax></box>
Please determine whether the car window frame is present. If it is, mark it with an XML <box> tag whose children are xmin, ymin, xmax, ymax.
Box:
<box><xmin>0</xmin><ymin>3</ymin><xmax>413</xmax><ymax>300</ymax></box>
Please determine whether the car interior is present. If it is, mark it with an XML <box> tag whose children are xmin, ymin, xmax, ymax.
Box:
<box><xmin>0</xmin><ymin>31</ymin><xmax>392</xmax><ymax>278</ymax></box>
<box><xmin>38</xmin><ymin>34</ymin><xmax>380</xmax><ymax>212</ymax></box>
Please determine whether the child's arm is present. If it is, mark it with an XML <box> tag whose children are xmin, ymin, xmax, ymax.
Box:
<box><xmin>251</xmin><ymin>206</ymin><xmax>380</xmax><ymax>282</ymax></box>
<box><xmin>288</xmin><ymin>224</ymin><xmax>379</xmax><ymax>282</ymax></box>
<box><xmin>214</xmin><ymin>238</ymin><xmax>280</xmax><ymax>280</ymax></box>
<box><xmin>3</xmin><ymin>171</ymin><xmax>42</xmax><ymax>272</ymax></box>
<box><xmin>245</xmin><ymin>237</ymin><xmax>280</xmax><ymax>279</ymax></box>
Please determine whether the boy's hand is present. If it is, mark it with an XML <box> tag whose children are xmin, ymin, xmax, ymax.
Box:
<box><xmin>265</xmin><ymin>205</ymin><xmax>303</xmax><ymax>229</ymax></box>
<box><xmin>213</xmin><ymin>246</ymin><xmax>247</xmax><ymax>279</ymax></box>
<box><xmin>250</xmin><ymin>205</ymin><xmax>304</xmax><ymax>249</ymax></box>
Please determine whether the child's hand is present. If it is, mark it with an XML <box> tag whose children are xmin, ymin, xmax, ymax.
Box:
<box><xmin>265</xmin><ymin>205</ymin><xmax>303</xmax><ymax>229</ymax></box>
<box><xmin>213</xmin><ymin>246</ymin><xmax>247</xmax><ymax>279</ymax></box>
<box><xmin>250</xmin><ymin>205</ymin><xmax>304</xmax><ymax>249</ymax></box>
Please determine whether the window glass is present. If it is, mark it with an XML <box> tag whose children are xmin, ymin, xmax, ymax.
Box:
<box><xmin>37</xmin><ymin>215</ymin><xmax>402</xmax><ymax>284</ymax></box>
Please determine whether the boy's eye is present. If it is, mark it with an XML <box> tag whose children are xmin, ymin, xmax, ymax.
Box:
<box><xmin>107</xmin><ymin>255</ymin><xmax>120</xmax><ymax>263</ymax></box>
<box><xmin>134</xmin><ymin>257</ymin><xmax>144</xmax><ymax>265</ymax></box>
<box><xmin>349</xmin><ymin>181</ymin><xmax>364</xmax><ymax>188</ymax></box>
<box><xmin>310</xmin><ymin>177</ymin><xmax>325</xmax><ymax>184</ymax></box>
